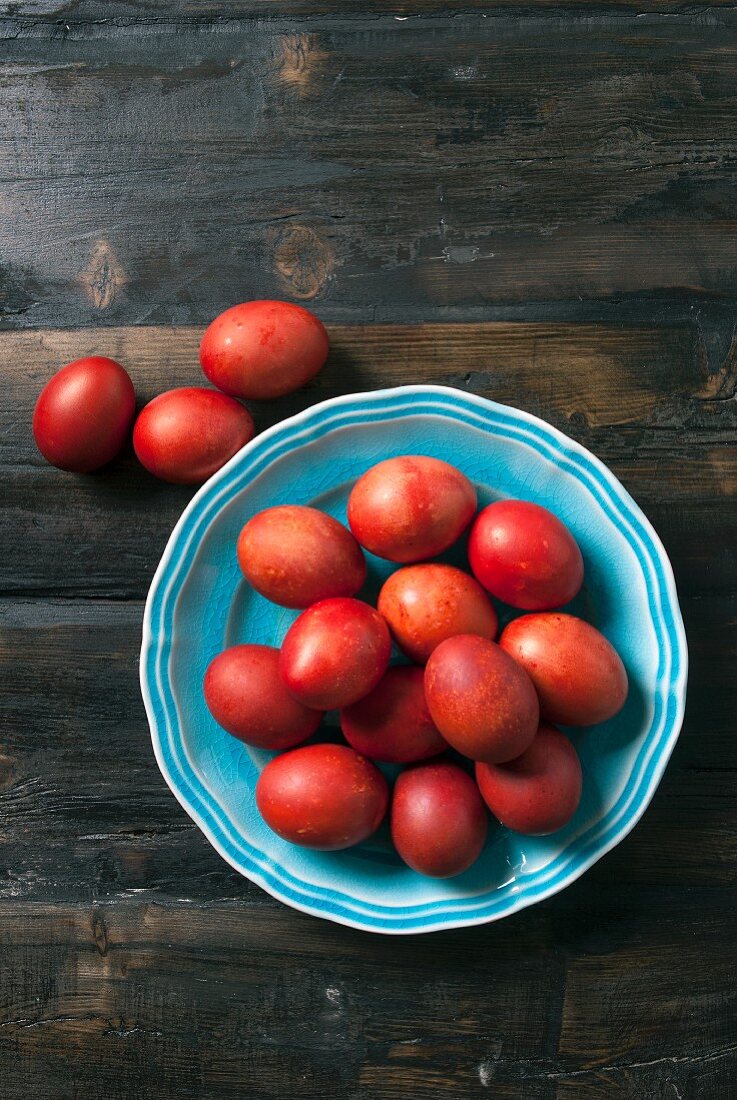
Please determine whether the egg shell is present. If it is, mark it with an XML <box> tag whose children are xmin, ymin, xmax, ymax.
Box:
<box><xmin>475</xmin><ymin>724</ymin><xmax>582</xmax><ymax>835</ymax></box>
<box><xmin>347</xmin><ymin>455</ymin><xmax>477</xmax><ymax>563</ymax></box>
<box><xmin>33</xmin><ymin>356</ymin><xmax>136</xmax><ymax>473</ymax></box>
<box><xmin>391</xmin><ymin>761</ymin><xmax>488</xmax><ymax>877</ymax></box>
<box><xmin>200</xmin><ymin>300</ymin><xmax>329</xmax><ymax>400</ymax></box>
<box><xmin>378</xmin><ymin>562</ymin><xmax>498</xmax><ymax>663</ymax></box>
<box><xmin>237</xmin><ymin>505</ymin><xmax>366</xmax><ymax>609</ymax></box>
<box><xmin>256</xmin><ymin>743</ymin><xmax>388</xmax><ymax>850</ymax></box>
<box><xmin>279</xmin><ymin>597</ymin><xmax>391</xmax><ymax>710</ymax></box>
<box><xmin>424</xmin><ymin>634</ymin><xmax>539</xmax><ymax>763</ymax></box>
<box><xmin>499</xmin><ymin>612</ymin><xmax>628</xmax><ymax>726</ymax></box>
<box><xmin>204</xmin><ymin>644</ymin><xmax>323</xmax><ymax>750</ymax></box>
<box><xmin>133</xmin><ymin>387</ymin><xmax>254</xmax><ymax>485</ymax></box>
<box><xmin>469</xmin><ymin>499</ymin><xmax>584</xmax><ymax>610</ymax></box>
<box><xmin>340</xmin><ymin>664</ymin><xmax>448</xmax><ymax>763</ymax></box>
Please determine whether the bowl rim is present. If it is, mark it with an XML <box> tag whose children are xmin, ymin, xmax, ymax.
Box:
<box><xmin>140</xmin><ymin>384</ymin><xmax>688</xmax><ymax>934</ymax></box>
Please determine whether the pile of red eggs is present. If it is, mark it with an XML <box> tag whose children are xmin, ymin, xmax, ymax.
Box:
<box><xmin>32</xmin><ymin>300</ymin><xmax>328</xmax><ymax>482</ymax></box>
<box><xmin>204</xmin><ymin>455</ymin><xmax>628</xmax><ymax>879</ymax></box>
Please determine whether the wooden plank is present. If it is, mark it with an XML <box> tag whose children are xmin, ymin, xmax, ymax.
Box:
<box><xmin>0</xmin><ymin>5</ymin><xmax>733</xmax><ymax>1093</ymax></box>
<box><xmin>0</xmin><ymin>593</ymin><xmax>733</xmax><ymax>905</ymax></box>
<box><xmin>0</xmin><ymin>599</ymin><xmax>250</xmax><ymax>905</ymax></box>
<box><xmin>5</xmin><ymin>322</ymin><xmax>736</xmax><ymax>598</ymax></box>
<box><xmin>557</xmin><ymin>937</ymin><xmax>737</xmax><ymax>1097</ymax></box>
<box><xmin>0</xmin><ymin>14</ymin><xmax>737</xmax><ymax>327</ymax></box>
<box><xmin>0</xmin><ymin>895</ymin><xmax>735</xmax><ymax>1099</ymax></box>
<box><xmin>5</xmin><ymin>322</ymin><xmax>705</xmax><ymax>438</ymax></box>
<box><xmin>6</xmin><ymin>1</ymin><xmax>737</xmax><ymax>17</ymax></box>
<box><xmin>0</xmin><ymin>900</ymin><xmax>563</xmax><ymax>1100</ymax></box>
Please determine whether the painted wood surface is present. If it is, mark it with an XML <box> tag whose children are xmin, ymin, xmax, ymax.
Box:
<box><xmin>1</xmin><ymin>4</ymin><xmax>736</xmax><ymax>1095</ymax></box>
<box><xmin>3</xmin><ymin>321</ymin><xmax>736</xmax><ymax>1097</ymax></box>
<box><xmin>0</xmin><ymin>10</ymin><xmax>736</xmax><ymax>344</ymax></box>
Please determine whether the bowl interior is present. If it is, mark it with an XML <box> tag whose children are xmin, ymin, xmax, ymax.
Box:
<box><xmin>144</xmin><ymin>389</ymin><xmax>685</xmax><ymax>932</ymax></box>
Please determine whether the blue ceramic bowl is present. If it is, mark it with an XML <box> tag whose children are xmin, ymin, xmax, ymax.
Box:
<box><xmin>141</xmin><ymin>386</ymin><xmax>687</xmax><ymax>934</ymax></box>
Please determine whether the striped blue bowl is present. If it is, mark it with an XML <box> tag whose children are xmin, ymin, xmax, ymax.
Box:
<box><xmin>140</xmin><ymin>386</ymin><xmax>687</xmax><ymax>933</ymax></box>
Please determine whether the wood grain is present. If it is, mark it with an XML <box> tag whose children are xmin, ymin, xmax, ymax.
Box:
<box><xmin>6</xmin><ymin>0</ymin><xmax>737</xmax><ymax>17</ymax></box>
<box><xmin>3</xmin><ymin>320</ymin><xmax>735</xmax><ymax>1096</ymax></box>
<box><xmin>1</xmin><ymin>591</ymin><xmax>732</xmax><ymax>907</ymax></box>
<box><xmin>1</xmin><ymin>892</ymin><xmax>735</xmax><ymax>1100</ymax></box>
<box><xmin>0</xmin><ymin>12</ymin><xmax>737</xmax><ymax>336</ymax></box>
<box><xmin>2</xmin><ymin>4</ymin><xmax>736</xmax><ymax>1089</ymax></box>
<box><xmin>2</xmin><ymin>321</ymin><xmax>734</xmax><ymax>1094</ymax></box>
<box><xmin>3</xmin><ymin>323</ymin><xmax>735</xmax><ymax>598</ymax></box>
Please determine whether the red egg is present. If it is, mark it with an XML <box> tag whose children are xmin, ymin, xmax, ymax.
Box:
<box><xmin>469</xmin><ymin>500</ymin><xmax>584</xmax><ymax>610</ymax></box>
<box><xmin>347</xmin><ymin>455</ymin><xmax>477</xmax><ymax>563</ymax></box>
<box><xmin>424</xmin><ymin>634</ymin><xmax>539</xmax><ymax>763</ymax></box>
<box><xmin>378</xmin><ymin>563</ymin><xmax>498</xmax><ymax>663</ymax></box>
<box><xmin>279</xmin><ymin>597</ymin><xmax>391</xmax><ymax>710</ymax></box>
<box><xmin>475</xmin><ymin>724</ymin><xmax>582</xmax><ymax>835</ymax></box>
<box><xmin>499</xmin><ymin>613</ymin><xmax>628</xmax><ymax>726</ymax></box>
<box><xmin>32</xmin><ymin>356</ymin><xmax>135</xmax><ymax>473</ymax></box>
<box><xmin>204</xmin><ymin>645</ymin><xmax>322</xmax><ymax>750</ymax></box>
<box><xmin>133</xmin><ymin>387</ymin><xmax>254</xmax><ymax>484</ymax></box>
<box><xmin>200</xmin><ymin>300</ymin><xmax>329</xmax><ymax>400</ymax></box>
<box><xmin>237</xmin><ymin>505</ymin><xmax>366</xmax><ymax>609</ymax></box>
<box><xmin>256</xmin><ymin>743</ymin><xmax>388</xmax><ymax>850</ymax></box>
<box><xmin>340</xmin><ymin>665</ymin><xmax>448</xmax><ymax>763</ymax></box>
<box><xmin>391</xmin><ymin>762</ymin><xmax>488</xmax><ymax>877</ymax></box>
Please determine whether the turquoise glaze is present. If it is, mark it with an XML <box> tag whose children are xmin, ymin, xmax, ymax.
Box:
<box><xmin>140</xmin><ymin>386</ymin><xmax>687</xmax><ymax>933</ymax></box>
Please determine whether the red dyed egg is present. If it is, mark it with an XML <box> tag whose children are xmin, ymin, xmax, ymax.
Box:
<box><xmin>391</xmin><ymin>761</ymin><xmax>488</xmax><ymax>877</ymax></box>
<box><xmin>499</xmin><ymin>613</ymin><xmax>628</xmax><ymax>726</ymax></box>
<box><xmin>133</xmin><ymin>387</ymin><xmax>254</xmax><ymax>484</ymax></box>
<box><xmin>469</xmin><ymin>500</ymin><xmax>584</xmax><ymax>610</ymax></box>
<box><xmin>347</xmin><ymin>455</ymin><xmax>477</xmax><ymax>563</ymax></box>
<box><xmin>237</xmin><ymin>505</ymin><xmax>366</xmax><ymax>609</ymax></box>
<box><xmin>204</xmin><ymin>644</ymin><xmax>322</xmax><ymax>750</ymax></box>
<box><xmin>279</xmin><ymin>597</ymin><xmax>391</xmax><ymax>710</ymax></box>
<box><xmin>475</xmin><ymin>724</ymin><xmax>583</xmax><ymax>835</ymax></box>
<box><xmin>378</xmin><ymin>563</ymin><xmax>498</xmax><ymax>663</ymax></box>
<box><xmin>33</xmin><ymin>356</ymin><xmax>135</xmax><ymax>473</ymax></box>
<box><xmin>200</xmin><ymin>300</ymin><xmax>329</xmax><ymax>400</ymax></box>
<box><xmin>340</xmin><ymin>665</ymin><xmax>447</xmax><ymax>763</ymax></box>
<box><xmin>424</xmin><ymin>634</ymin><xmax>539</xmax><ymax>763</ymax></box>
<box><xmin>256</xmin><ymin>744</ymin><xmax>388</xmax><ymax>850</ymax></box>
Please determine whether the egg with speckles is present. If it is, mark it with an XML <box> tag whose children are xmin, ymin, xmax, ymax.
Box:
<box><xmin>256</xmin><ymin>743</ymin><xmax>388</xmax><ymax>850</ymax></box>
<box><xmin>347</xmin><ymin>454</ymin><xmax>477</xmax><ymax>562</ymax></box>
<box><xmin>237</xmin><ymin>505</ymin><xmax>366</xmax><ymax>609</ymax></box>
<box><xmin>424</xmin><ymin>634</ymin><xmax>539</xmax><ymax>763</ymax></box>
<box><xmin>378</xmin><ymin>562</ymin><xmax>498</xmax><ymax>663</ymax></box>
<box><xmin>200</xmin><ymin>300</ymin><xmax>329</xmax><ymax>400</ymax></box>
<box><xmin>499</xmin><ymin>613</ymin><xmax>628</xmax><ymax>726</ymax></box>
<box><xmin>279</xmin><ymin>597</ymin><xmax>391</xmax><ymax>710</ymax></box>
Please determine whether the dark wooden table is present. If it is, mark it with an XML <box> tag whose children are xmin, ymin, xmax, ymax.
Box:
<box><xmin>2</xmin><ymin>4</ymin><xmax>736</xmax><ymax>1098</ymax></box>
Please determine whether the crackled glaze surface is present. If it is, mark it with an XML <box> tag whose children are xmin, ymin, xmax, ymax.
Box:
<box><xmin>141</xmin><ymin>386</ymin><xmax>687</xmax><ymax>933</ymax></box>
